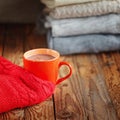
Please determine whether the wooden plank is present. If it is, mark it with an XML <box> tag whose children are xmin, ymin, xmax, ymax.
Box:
<box><xmin>23</xmin><ymin>25</ymin><xmax>55</xmax><ymax>120</ymax></box>
<box><xmin>0</xmin><ymin>25</ymin><xmax>25</xmax><ymax>119</ymax></box>
<box><xmin>54</xmin><ymin>55</ymin><xmax>86</xmax><ymax>120</ymax></box>
<box><xmin>24</xmin><ymin>99</ymin><xmax>54</xmax><ymax>120</ymax></box>
<box><xmin>98</xmin><ymin>52</ymin><xmax>120</xmax><ymax>119</ymax></box>
<box><xmin>113</xmin><ymin>51</ymin><xmax>120</xmax><ymax>72</ymax></box>
<box><xmin>90</xmin><ymin>54</ymin><xmax>118</xmax><ymax>120</ymax></box>
<box><xmin>54</xmin><ymin>54</ymin><xmax>118</xmax><ymax>120</ymax></box>
<box><xmin>0</xmin><ymin>110</ymin><xmax>24</xmax><ymax>120</ymax></box>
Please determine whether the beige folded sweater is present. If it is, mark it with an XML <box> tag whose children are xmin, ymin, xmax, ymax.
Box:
<box><xmin>49</xmin><ymin>0</ymin><xmax>120</xmax><ymax>19</ymax></box>
<box><xmin>41</xmin><ymin>0</ymin><xmax>115</xmax><ymax>8</ymax></box>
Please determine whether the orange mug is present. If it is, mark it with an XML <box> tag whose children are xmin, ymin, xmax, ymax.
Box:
<box><xmin>23</xmin><ymin>48</ymin><xmax>72</xmax><ymax>84</ymax></box>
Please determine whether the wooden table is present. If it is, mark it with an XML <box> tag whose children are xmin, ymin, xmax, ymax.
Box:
<box><xmin>0</xmin><ymin>24</ymin><xmax>120</xmax><ymax>120</ymax></box>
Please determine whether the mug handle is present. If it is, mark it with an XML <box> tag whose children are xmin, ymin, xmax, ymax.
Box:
<box><xmin>56</xmin><ymin>61</ymin><xmax>72</xmax><ymax>85</ymax></box>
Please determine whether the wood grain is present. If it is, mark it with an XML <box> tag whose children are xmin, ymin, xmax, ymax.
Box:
<box><xmin>54</xmin><ymin>54</ymin><xmax>118</xmax><ymax>120</ymax></box>
<box><xmin>91</xmin><ymin>55</ymin><xmax>119</xmax><ymax>120</ymax></box>
<box><xmin>76</xmin><ymin>54</ymin><xmax>118</xmax><ymax>120</ymax></box>
<box><xmin>0</xmin><ymin>109</ymin><xmax>24</xmax><ymax>120</ymax></box>
<box><xmin>24</xmin><ymin>99</ymin><xmax>54</xmax><ymax>120</ymax></box>
<box><xmin>54</xmin><ymin>55</ymin><xmax>86</xmax><ymax>120</ymax></box>
<box><xmin>98</xmin><ymin>52</ymin><xmax>120</xmax><ymax>119</ymax></box>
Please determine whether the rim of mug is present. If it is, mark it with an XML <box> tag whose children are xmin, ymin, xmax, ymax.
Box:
<box><xmin>23</xmin><ymin>48</ymin><xmax>60</xmax><ymax>62</ymax></box>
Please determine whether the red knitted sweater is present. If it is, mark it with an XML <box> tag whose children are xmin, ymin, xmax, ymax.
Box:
<box><xmin>0</xmin><ymin>56</ymin><xmax>55</xmax><ymax>113</ymax></box>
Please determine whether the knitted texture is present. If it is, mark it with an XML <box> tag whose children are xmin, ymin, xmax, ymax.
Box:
<box><xmin>40</xmin><ymin>0</ymin><xmax>113</xmax><ymax>8</ymax></box>
<box><xmin>45</xmin><ymin>14</ymin><xmax>120</xmax><ymax>37</ymax></box>
<box><xmin>47</xmin><ymin>31</ymin><xmax>120</xmax><ymax>55</ymax></box>
<box><xmin>50</xmin><ymin>0</ymin><xmax>120</xmax><ymax>19</ymax></box>
<box><xmin>0</xmin><ymin>56</ymin><xmax>55</xmax><ymax>113</ymax></box>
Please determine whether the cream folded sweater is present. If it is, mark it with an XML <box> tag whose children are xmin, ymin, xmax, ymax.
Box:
<box><xmin>49</xmin><ymin>0</ymin><xmax>120</xmax><ymax>19</ymax></box>
<box><xmin>41</xmin><ymin>0</ymin><xmax>115</xmax><ymax>8</ymax></box>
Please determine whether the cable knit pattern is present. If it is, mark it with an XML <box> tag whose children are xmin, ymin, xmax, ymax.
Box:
<box><xmin>40</xmin><ymin>0</ymin><xmax>114</xmax><ymax>8</ymax></box>
<box><xmin>0</xmin><ymin>56</ymin><xmax>55</xmax><ymax>113</ymax></box>
<box><xmin>45</xmin><ymin>14</ymin><xmax>120</xmax><ymax>37</ymax></box>
<box><xmin>50</xmin><ymin>0</ymin><xmax>120</xmax><ymax>19</ymax></box>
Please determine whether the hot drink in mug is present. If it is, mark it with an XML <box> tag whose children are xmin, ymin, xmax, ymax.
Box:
<box><xmin>23</xmin><ymin>48</ymin><xmax>72</xmax><ymax>84</ymax></box>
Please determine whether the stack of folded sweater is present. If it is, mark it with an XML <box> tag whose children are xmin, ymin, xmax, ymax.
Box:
<box><xmin>41</xmin><ymin>0</ymin><xmax>120</xmax><ymax>55</ymax></box>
